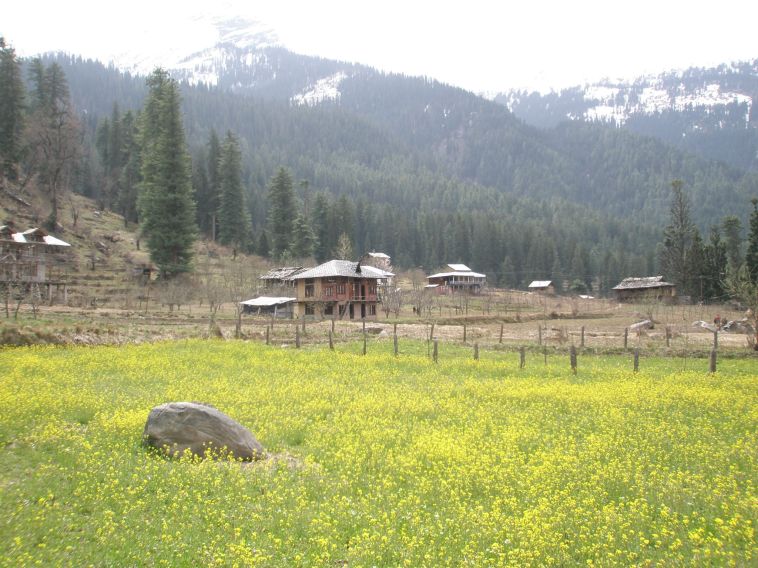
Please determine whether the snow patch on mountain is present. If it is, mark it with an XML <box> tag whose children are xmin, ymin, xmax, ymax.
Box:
<box><xmin>291</xmin><ymin>72</ymin><xmax>347</xmax><ymax>106</ymax></box>
<box><xmin>110</xmin><ymin>15</ymin><xmax>279</xmax><ymax>82</ymax></box>
<box><xmin>577</xmin><ymin>81</ymin><xmax>753</xmax><ymax>125</ymax></box>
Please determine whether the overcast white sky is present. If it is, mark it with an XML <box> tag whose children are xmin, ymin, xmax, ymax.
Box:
<box><xmin>3</xmin><ymin>0</ymin><xmax>757</xmax><ymax>93</ymax></box>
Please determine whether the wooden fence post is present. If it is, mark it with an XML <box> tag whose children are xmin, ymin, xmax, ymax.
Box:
<box><xmin>363</xmin><ymin>331</ymin><xmax>367</xmax><ymax>356</ymax></box>
<box><xmin>331</xmin><ymin>317</ymin><xmax>335</xmax><ymax>334</ymax></box>
<box><xmin>519</xmin><ymin>346</ymin><xmax>525</xmax><ymax>369</ymax></box>
<box><xmin>499</xmin><ymin>323</ymin><xmax>504</xmax><ymax>344</ymax></box>
<box><xmin>624</xmin><ymin>328</ymin><xmax>628</xmax><ymax>350</ymax></box>
<box><xmin>580</xmin><ymin>326</ymin><xmax>585</xmax><ymax>348</ymax></box>
<box><xmin>666</xmin><ymin>325</ymin><xmax>671</xmax><ymax>347</ymax></box>
<box><xmin>393</xmin><ymin>332</ymin><xmax>398</xmax><ymax>356</ymax></box>
<box><xmin>430</xmin><ymin>322</ymin><xmax>436</xmax><ymax>342</ymax></box>
<box><xmin>713</xmin><ymin>331</ymin><xmax>718</xmax><ymax>351</ymax></box>
<box><xmin>473</xmin><ymin>343</ymin><xmax>479</xmax><ymax>360</ymax></box>
<box><xmin>463</xmin><ymin>324</ymin><xmax>467</xmax><ymax>343</ymax></box>
<box><xmin>301</xmin><ymin>315</ymin><xmax>306</xmax><ymax>333</ymax></box>
<box><xmin>328</xmin><ymin>330</ymin><xmax>334</xmax><ymax>350</ymax></box>
<box><xmin>570</xmin><ymin>345</ymin><xmax>577</xmax><ymax>375</ymax></box>
<box><xmin>433</xmin><ymin>340</ymin><xmax>439</xmax><ymax>363</ymax></box>
<box><xmin>543</xmin><ymin>346</ymin><xmax>548</xmax><ymax>365</ymax></box>
<box><xmin>295</xmin><ymin>326</ymin><xmax>301</xmax><ymax>348</ymax></box>
<box><xmin>710</xmin><ymin>349</ymin><xmax>717</xmax><ymax>373</ymax></box>
<box><xmin>265</xmin><ymin>325</ymin><xmax>270</xmax><ymax>346</ymax></box>
<box><xmin>633</xmin><ymin>348</ymin><xmax>639</xmax><ymax>372</ymax></box>
<box><xmin>538</xmin><ymin>326</ymin><xmax>542</xmax><ymax>346</ymax></box>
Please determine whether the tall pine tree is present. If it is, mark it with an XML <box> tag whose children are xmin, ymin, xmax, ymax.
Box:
<box><xmin>267</xmin><ymin>167</ymin><xmax>296</xmax><ymax>259</ymax></box>
<box><xmin>660</xmin><ymin>179</ymin><xmax>695</xmax><ymax>292</ymax></box>
<box><xmin>217</xmin><ymin>131</ymin><xmax>250</xmax><ymax>258</ymax></box>
<box><xmin>0</xmin><ymin>38</ymin><xmax>25</xmax><ymax>184</ymax></box>
<box><xmin>137</xmin><ymin>69</ymin><xmax>196</xmax><ymax>278</ymax></box>
<box><xmin>747</xmin><ymin>198</ymin><xmax>758</xmax><ymax>284</ymax></box>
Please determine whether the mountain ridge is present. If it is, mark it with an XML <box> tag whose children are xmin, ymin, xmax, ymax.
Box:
<box><xmin>498</xmin><ymin>59</ymin><xmax>758</xmax><ymax>171</ymax></box>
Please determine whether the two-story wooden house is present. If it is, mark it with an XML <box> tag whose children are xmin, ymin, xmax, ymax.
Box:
<box><xmin>0</xmin><ymin>226</ymin><xmax>71</xmax><ymax>303</ymax></box>
<box><xmin>426</xmin><ymin>263</ymin><xmax>486</xmax><ymax>295</ymax></box>
<box><xmin>289</xmin><ymin>259</ymin><xmax>385</xmax><ymax>320</ymax></box>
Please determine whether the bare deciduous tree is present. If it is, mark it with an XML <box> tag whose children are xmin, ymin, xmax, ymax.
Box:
<box><xmin>381</xmin><ymin>286</ymin><xmax>404</xmax><ymax>318</ymax></box>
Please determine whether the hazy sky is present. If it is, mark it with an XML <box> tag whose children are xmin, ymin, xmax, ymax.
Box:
<box><xmin>3</xmin><ymin>0</ymin><xmax>757</xmax><ymax>93</ymax></box>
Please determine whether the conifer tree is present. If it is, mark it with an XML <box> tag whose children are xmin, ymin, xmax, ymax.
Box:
<box><xmin>217</xmin><ymin>131</ymin><xmax>250</xmax><ymax>258</ymax></box>
<box><xmin>257</xmin><ymin>230</ymin><xmax>270</xmax><ymax>258</ymax></box>
<box><xmin>746</xmin><ymin>198</ymin><xmax>758</xmax><ymax>284</ymax></box>
<box><xmin>311</xmin><ymin>192</ymin><xmax>332</xmax><ymax>262</ymax></box>
<box><xmin>117</xmin><ymin>110</ymin><xmax>140</xmax><ymax>225</ymax></box>
<box><xmin>722</xmin><ymin>215</ymin><xmax>743</xmax><ymax>274</ymax></box>
<box><xmin>0</xmin><ymin>38</ymin><xmax>25</xmax><ymax>184</ymax></box>
<box><xmin>291</xmin><ymin>212</ymin><xmax>317</xmax><ymax>259</ymax></box>
<box><xmin>137</xmin><ymin>69</ymin><xmax>197</xmax><ymax>278</ymax></box>
<box><xmin>267</xmin><ymin>167</ymin><xmax>296</xmax><ymax>259</ymax></box>
<box><xmin>660</xmin><ymin>180</ymin><xmax>695</xmax><ymax>291</ymax></box>
<box><xmin>703</xmin><ymin>226</ymin><xmax>727</xmax><ymax>301</ymax></box>
<box><xmin>687</xmin><ymin>229</ymin><xmax>706</xmax><ymax>300</ymax></box>
<box><xmin>196</xmin><ymin>129</ymin><xmax>221</xmax><ymax>238</ymax></box>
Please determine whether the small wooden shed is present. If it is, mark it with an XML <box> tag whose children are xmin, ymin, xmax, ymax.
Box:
<box><xmin>240</xmin><ymin>296</ymin><xmax>296</xmax><ymax>318</ymax></box>
<box><xmin>528</xmin><ymin>280</ymin><xmax>555</xmax><ymax>295</ymax></box>
<box><xmin>612</xmin><ymin>276</ymin><xmax>676</xmax><ymax>303</ymax></box>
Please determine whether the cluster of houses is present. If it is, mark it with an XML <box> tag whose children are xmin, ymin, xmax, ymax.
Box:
<box><xmin>0</xmin><ymin>225</ymin><xmax>71</xmax><ymax>303</ymax></box>
<box><xmin>1</xmin><ymin>222</ymin><xmax>678</xmax><ymax>316</ymax></box>
<box><xmin>245</xmin><ymin>255</ymin><xmax>678</xmax><ymax>320</ymax></box>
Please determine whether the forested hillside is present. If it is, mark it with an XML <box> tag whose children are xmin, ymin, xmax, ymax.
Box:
<box><xmin>5</xmin><ymin>45</ymin><xmax>756</xmax><ymax>295</ymax></box>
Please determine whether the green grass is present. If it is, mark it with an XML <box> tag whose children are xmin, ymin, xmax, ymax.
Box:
<box><xmin>1</xmin><ymin>340</ymin><xmax>755</xmax><ymax>566</ymax></box>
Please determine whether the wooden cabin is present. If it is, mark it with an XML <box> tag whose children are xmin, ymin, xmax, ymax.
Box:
<box><xmin>613</xmin><ymin>276</ymin><xmax>676</xmax><ymax>303</ymax></box>
<box><xmin>426</xmin><ymin>264</ymin><xmax>486</xmax><ymax>295</ymax></box>
<box><xmin>0</xmin><ymin>225</ymin><xmax>71</xmax><ymax>303</ymax></box>
<box><xmin>528</xmin><ymin>280</ymin><xmax>556</xmax><ymax>295</ymax></box>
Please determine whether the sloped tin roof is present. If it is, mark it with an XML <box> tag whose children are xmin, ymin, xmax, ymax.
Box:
<box><xmin>613</xmin><ymin>276</ymin><xmax>674</xmax><ymax>290</ymax></box>
<box><xmin>240</xmin><ymin>296</ymin><xmax>296</xmax><ymax>307</ymax></box>
<box><xmin>291</xmin><ymin>260</ymin><xmax>385</xmax><ymax>280</ymax></box>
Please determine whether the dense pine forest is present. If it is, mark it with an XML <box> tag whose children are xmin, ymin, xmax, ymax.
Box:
<box><xmin>2</xmin><ymin>39</ymin><xmax>758</xmax><ymax>302</ymax></box>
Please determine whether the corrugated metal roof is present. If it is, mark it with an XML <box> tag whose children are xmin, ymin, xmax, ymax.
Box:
<box><xmin>4</xmin><ymin>227</ymin><xmax>70</xmax><ymax>246</ymax></box>
<box><xmin>528</xmin><ymin>281</ymin><xmax>553</xmax><ymax>288</ymax></box>
<box><xmin>612</xmin><ymin>276</ymin><xmax>674</xmax><ymax>290</ymax></box>
<box><xmin>240</xmin><ymin>296</ymin><xmax>296</xmax><ymax>307</ymax></box>
<box><xmin>447</xmin><ymin>263</ymin><xmax>471</xmax><ymax>272</ymax></box>
<box><xmin>428</xmin><ymin>270</ymin><xmax>486</xmax><ymax>279</ymax></box>
<box><xmin>260</xmin><ymin>266</ymin><xmax>305</xmax><ymax>280</ymax></box>
<box><xmin>291</xmin><ymin>260</ymin><xmax>384</xmax><ymax>280</ymax></box>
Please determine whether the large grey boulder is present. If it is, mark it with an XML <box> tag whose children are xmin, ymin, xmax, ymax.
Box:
<box><xmin>143</xmin><ymin>402</ymin><xmax>264</xmax><ymax>461</ymax></box>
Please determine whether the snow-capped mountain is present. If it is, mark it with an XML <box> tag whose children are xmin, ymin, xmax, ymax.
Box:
<box><xmin>111</xmin><ymin>15</ymin><xmax>279</xmax><ymax>86</ymax></box>
<box><xmin>498</xmin><ymin>60</ymin><xmax>758</xmax><ymax>170</ymax></box>
<box><xmin>107</xmin><ymin>14</ymin><xmax>349</xmax><ymax>106</ymax></box>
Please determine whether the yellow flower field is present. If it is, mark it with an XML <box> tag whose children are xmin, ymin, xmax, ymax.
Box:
<box><xmin>1</xmin><ymin>340</ymin><xmax>755</xmax><ymax>566</ymax></box>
